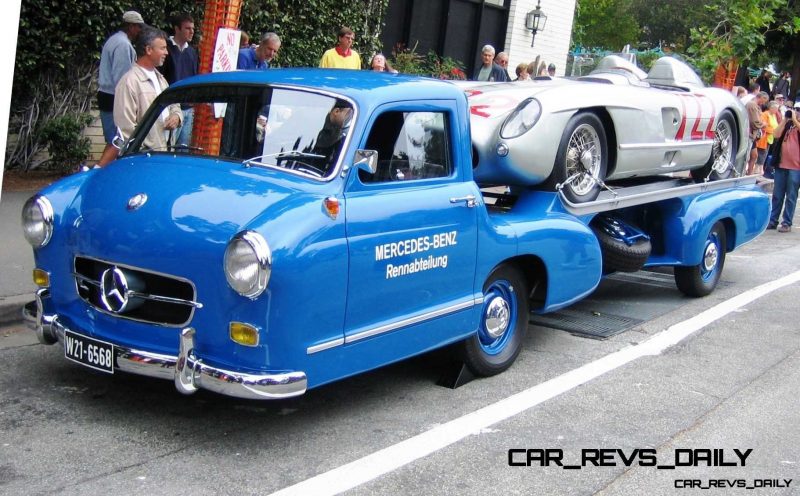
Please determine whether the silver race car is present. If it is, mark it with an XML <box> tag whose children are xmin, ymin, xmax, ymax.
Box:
<box><xmin>466</xmin><ymin>56</ymin><xmax>748</xmax><ymax>202</ymax></box>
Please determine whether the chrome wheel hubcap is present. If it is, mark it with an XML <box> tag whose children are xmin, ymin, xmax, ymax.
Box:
<box><xmin>485</xmin><ymin>296</ymin><xmax>510</xmax><ymax>339</ymax></box>
<box><xmin>703</xmin><ymin>242</ymin><xmax>719</xmax><ymax>272</ymax></box>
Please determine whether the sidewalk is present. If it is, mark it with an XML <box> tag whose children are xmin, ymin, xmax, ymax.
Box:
<box><xmin>0</xmin><ymin>189</ymin><xmax>36</xmax><ymax>324</ymax></box>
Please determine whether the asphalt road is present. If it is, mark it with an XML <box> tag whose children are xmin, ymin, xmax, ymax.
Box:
<box><xmin>1</xmin><ymin>222</ymin><xmax>798</xmax><ymax>495</ymax></box>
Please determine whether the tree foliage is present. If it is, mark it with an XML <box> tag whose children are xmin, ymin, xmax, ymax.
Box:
<box><xmin>572</xmin><ymin>0</ymin><xmax>640</xmax><ymax>51</ymax></box>
<box><xmin>630</xmin><ymin>0</ymin><xmax>706</xmax><ymax>51</ymax></box>
<box><xmin>686</xmin><ymin>0</ymin><xmax>791</xmax><ymax>82</ymax></box>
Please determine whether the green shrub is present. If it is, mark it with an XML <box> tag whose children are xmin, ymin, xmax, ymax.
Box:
<box><xmin>389</xmin><ymin>43</ymin><xmax>466</xmax><ymax>80</ymax></box>
<box><xmin>38</xmin><ymin>114</ymin><xmax>95</xmax><ymax>173</ymax></box>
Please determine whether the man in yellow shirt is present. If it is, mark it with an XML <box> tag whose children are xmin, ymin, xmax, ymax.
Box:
<box><xmin>320</xmin><ymin>27</ymin><xmax>361</xmax><ymax>69</ymax></box>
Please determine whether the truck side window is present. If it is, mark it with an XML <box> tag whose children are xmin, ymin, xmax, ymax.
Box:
<box><xmin>361</xmin><ymin>111</ymin><xmax>451</xmax><ymax>183</ymax></box>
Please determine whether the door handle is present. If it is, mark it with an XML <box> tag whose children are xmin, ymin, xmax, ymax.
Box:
<box><xmin>450</xmin><ymin>195</ymin><xmax>477</xmax><ymax>207</ymax></box>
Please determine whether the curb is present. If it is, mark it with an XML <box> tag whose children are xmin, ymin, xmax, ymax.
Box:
<box><xmin>0</xmin><ymin>294</ymin><xmax>29</xmax><ymax>326</ymax></box>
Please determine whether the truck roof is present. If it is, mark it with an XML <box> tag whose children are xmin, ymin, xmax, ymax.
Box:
<box><xmin>169</xmin><ymin>69</ymin><xmax>468</xmax><ymax>109</ymax></box>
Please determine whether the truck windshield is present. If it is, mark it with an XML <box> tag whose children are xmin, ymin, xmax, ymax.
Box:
<box><xmin>122</xmin><ymin>84</ymin><xmax>354</xmax><ymax>180</ymax></box>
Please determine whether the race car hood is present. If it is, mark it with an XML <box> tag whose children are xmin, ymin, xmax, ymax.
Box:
<box><xmin>63</xmin><ymin>155</ymin><xmax>320</xmax><ymax>272</ymax></box>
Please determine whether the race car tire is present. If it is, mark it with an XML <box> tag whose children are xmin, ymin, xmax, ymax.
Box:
<box><xmin>592</xmin><ymin>225</ymin><xmax>652</xmax><ymax>273</ymax></box>
<box><xmin>674</xmin><ymin>221</ymin><xmax>727</xmax><ymax>297</ymax></box>
<box><xmin>551</xmin><ymin>112</ymin><xmax>608</xmax><ymax>203</ymax></box>
<box><xmin>691</xmin><ymin>110</ymin><xmax>738</xmax><ymax>182</ymax></box>
<box><xmin>459</xmin><ymin>265</ymin><xmax>529</xmax><ymax>377</ymax></box>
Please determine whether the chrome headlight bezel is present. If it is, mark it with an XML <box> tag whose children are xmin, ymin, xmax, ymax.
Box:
<box><xmin>500</xmin><ymin>98</ymin><xmax>542</xmax><ymax>139</ymax></box>
<box><xmin>224</xmin><ymin>231</ymin><xmax>272</xmax><ymax>299</ymax></box>
<box><xmin>21</xmin><ymin>195</ymin><xmax>54</xmax><ymax>248</ymax></box>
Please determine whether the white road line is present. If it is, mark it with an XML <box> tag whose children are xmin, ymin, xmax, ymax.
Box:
<box><xmin>269</xmin><ymin>270</ymin><xmax>800</xmax><ymax>496</ymax></box>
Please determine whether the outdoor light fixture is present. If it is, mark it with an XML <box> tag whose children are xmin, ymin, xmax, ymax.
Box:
<box><xmin>525</xmin><ymin>0</ymin><xmax>547</xmax><ymax>47</ymax></box>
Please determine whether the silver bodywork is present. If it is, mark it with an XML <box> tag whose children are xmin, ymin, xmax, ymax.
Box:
<box><xmin>464</xmin><ymin>56</ymin><xmax>748</xmax><ymax>186</ymax></box>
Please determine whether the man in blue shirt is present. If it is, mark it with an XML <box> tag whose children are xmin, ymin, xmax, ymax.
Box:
<box><xmin>97</xmin><ymin>11</ymin><xmax>145</xmax><ymax>144</ymax></box>
<box><xmin>237</xmin><ymin>32</ymin><xmax>281</xmax><ymax>70</ymax></box>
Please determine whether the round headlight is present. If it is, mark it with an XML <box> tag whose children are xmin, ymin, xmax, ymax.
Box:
<box><xmin>500</xmin><ymin>98</ymin><xmax>542</xmax><ymax>139</ymax></box>
<box><xmin>21</xmin><ymin>195</ymin><xmax>54</xmax><ymax>248</ymax></box>
<box><xmin>224</xmin><ymin>231</ymin><xmax>271</xmax><ymax>299</ymax></box>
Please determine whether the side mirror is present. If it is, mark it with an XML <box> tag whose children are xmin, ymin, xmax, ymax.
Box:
<box><xmin>112</xmin><ymin>134</ymin><xmax>129</xmax><ymax>155</ymax></box>
<box><xmin>353</xmin><ymin>149</ymin><xmax>378</xmax><ymax>174</ymax></box>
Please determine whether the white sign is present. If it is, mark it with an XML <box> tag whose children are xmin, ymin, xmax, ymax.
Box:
<box><xmin>212</xmin><ymin>28</ymin><xmax>241</xmax><ymax>117</ymax></box>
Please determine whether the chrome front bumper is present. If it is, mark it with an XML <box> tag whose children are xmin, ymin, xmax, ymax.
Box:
<box><xmin>23</xmin><ymin>289</ymin><xmax>307</xmax><ymax>400</ymax></box>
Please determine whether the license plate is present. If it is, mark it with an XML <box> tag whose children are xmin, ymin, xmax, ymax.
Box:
<box><xmin>64</xmin><ymin>330</ymin><xmax>115</xmax><ymax>374</ymax></box>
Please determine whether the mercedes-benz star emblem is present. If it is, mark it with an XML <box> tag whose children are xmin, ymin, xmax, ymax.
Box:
<box><xmin>100</xmin><ymin>267</ymin><xmax>131</xmax><ymax>313</ymax></box>
<box><xmin>127</xmin><ymin>193</ymin><xmax>148</xmax><ymax>211</ymax></box>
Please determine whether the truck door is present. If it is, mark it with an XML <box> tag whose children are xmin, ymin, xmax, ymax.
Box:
<box><xmin>343</xmin><ymin>104</ymin><xmax>479</xmax><ymax>344</ymax></box>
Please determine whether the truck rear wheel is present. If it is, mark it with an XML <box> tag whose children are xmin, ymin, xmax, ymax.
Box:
<box><xmin>674</xmin><ymin>221</ymin><xmax>726</xmax><ymax>297</ymax></box>
<box><xmin>551</xmin><ymin>112</ymin><xmax>608</xmax><ymax>203</ymax></box>
<box><xmin>691</xmin><ymin>110</ymin><xmax>737</xmax><ymax>182</ymax></box>
<box><xmin>459</xmin><ymin>265</ymin><xmax>529</xmax><ymax>376</ymax></box>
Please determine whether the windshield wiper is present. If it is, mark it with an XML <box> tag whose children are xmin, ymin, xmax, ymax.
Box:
<box><xmin>243</xmin><ymin>150</ymin><xmax>326</xmax><ymax>167</ymax></box>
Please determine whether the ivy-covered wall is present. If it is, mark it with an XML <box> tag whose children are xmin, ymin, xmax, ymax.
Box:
<box><xmin>10</xmin><ymin>0</ymin><xmax>388</xmax><ymax>169</ymax></box>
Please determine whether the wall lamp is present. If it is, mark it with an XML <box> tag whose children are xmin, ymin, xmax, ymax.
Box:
<box><xmin>525</xmin><ymin>0</ymin><xmax>547</xmax><ymax>47</ymax></box>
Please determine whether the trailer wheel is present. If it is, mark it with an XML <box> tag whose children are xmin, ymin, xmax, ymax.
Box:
<box><xmin>551</xmin><ymin>112</ymin><xmax>608</xmax><ymax>203</ymax></box>
<box><xmin>691</xmin><ymin>110</ymin><xmax>738</xmax><ymax>182</ymax></box>
<box><xmin>459</xmin><ymin>265</ymin><xmax>529</xmax><ymax>376</ymax></box>
<box><xmin>674</xmin><ymin>221</ymin><xmax>726</xmax><ymax>297</ymax></box>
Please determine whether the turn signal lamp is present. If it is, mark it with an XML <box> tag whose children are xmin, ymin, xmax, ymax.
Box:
<box><xmin>33</xmin><ymin>269</ymin><xmax>50</xmax><ymax>287</ymax></box>
<box><xmin>324</xmin><ymin>197</ymin><xmax>340</xmax><ymax>220</ymax></box>
<box><xmin>229</xmin><ymin>322</ymin><xmax>259</xmax><ymax>347</ymax></box>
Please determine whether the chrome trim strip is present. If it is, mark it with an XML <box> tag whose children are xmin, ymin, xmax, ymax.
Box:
<box><xmin>126</xmin><ymin>290</ymin><xmax>204</xmax><ymax>308</ymax></box>
<box><xmin>618</xmin><ymin>140</ymin><xmax>712</xmax><ymax>150</ymax></box>
<box><xmin>345</xmin><ymin>300</ymin><xmax>476</xmax><ymax>344</ymax></box>
<box><xmin>37</xmin><ymin>317</ymin><xmax>307</xmax><ymax>400</ymax></box>
<box><xmin>306</xmin><ymin>337</ymin><xmax>345</xmax><ymax>355</ymax></box>
<box><xmin>73</xmin><ymin>272</ymin><xmax>100</xmax><ymax>287</ymax></box>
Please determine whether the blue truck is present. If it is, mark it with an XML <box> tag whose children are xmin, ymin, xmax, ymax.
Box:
<box><xmin>22</xmin><ymin>70</ymin><xmax>769</xmax><ymax>399</ymax></box>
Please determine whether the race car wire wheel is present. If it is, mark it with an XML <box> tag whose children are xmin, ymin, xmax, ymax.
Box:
<box><xmin>691</xmin><ymin>110</ymin><xmax>737</xmax><ymax>182</ymax></box>
<box><xmin>566</xmin><ymin>123</ymin><xmax>603</xmax><ymax>196</ymax></box>
<box><xmin>711</xmin><ymin>116</ymin><xmax>734</xmax><ymax>175</ymax></box>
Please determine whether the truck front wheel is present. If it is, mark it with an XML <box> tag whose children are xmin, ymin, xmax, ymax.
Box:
<box><xmin>674</xmin><ymin>221</ymin><xmax>726</xmax><ymax>297</ymax></box>
<box><xmin>459</xmin><ymin>265</ymin><xmax>529</xmax><ymax>376</ymax></box>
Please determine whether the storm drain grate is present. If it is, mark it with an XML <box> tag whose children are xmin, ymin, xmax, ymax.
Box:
<box><xmin>529</xmin><ymin>308</ymin><xmax>644</xmax><ymax>339</ymax></box>
<box><xmin>607</xmin><ymin>269</ymin><xmax>732</xmax><ymax>290</ymax></box>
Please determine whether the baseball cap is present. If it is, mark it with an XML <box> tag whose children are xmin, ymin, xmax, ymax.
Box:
<box><xmin>122</xmin><ymin>11</ymin><xmax>145</xmax><ymax>24</ymax></box>
<box><xmin>793</xmin><ymin>102</ymin><xmax>800</xmax><ymax>109</ymax></box>
<box><xmin>775</xmin><ymin>94</ymin><xmax>785</xmax><ymax>100</ymax></box>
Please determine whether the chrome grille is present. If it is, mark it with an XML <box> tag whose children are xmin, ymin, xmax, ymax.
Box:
<box><xmin>73</xmin><ymin>256</ymin><xmax>201</xmax><ymax>327</ymax></box>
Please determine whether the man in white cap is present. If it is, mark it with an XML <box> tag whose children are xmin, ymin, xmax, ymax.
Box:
<box><xmin>97</xmin><ymin>11</ymin><xmax>145</xmax><ymax>146</ymax></box>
